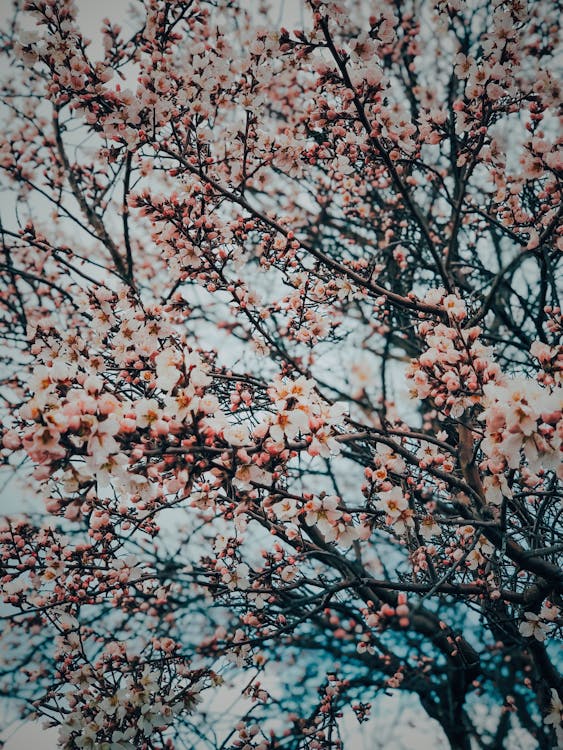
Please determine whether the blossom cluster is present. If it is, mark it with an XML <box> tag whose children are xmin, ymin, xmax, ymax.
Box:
<box><xmin>0</xmin><ymin>0</ymin><xmax>561</xmax><ymax>747</ymax></box>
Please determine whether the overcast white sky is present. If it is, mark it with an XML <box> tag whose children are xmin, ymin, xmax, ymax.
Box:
<box><xmin>0</xmin><ymin>2</ymin><xmax>545</xmax><ymax>749</ymax></box>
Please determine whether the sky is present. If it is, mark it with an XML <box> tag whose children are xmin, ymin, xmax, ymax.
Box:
<box><xmin>0</xmin><ymin>2</ymin><xmax>547</xmax><ymax>749</ymax></box>
<box><xmin>0</xmin><ymin>720</ymin><xmax>58</xmax><ymax>749</ymax></box>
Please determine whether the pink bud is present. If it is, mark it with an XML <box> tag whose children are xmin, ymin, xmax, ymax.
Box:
<box><xmin>2</xmin><ymin>430</ymin><xmax>21</xmax><ymax>450</ymax></box>
<box><xmin>119</xmin><ymin>417</ymin><xmax>137</xmax><ymax>434</ymax></box>
<box><xmin>151</xmin><ymin>419</ymin><xmax>169</xmax><ymax>436</ymax></box>
<box><xmin>98</xmin><ymin>393</ymin><xmax>119</xmax><ymax>415</ymax></box>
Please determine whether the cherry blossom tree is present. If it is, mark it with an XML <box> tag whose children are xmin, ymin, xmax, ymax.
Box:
<box><xmin>0</xmin><ymin>1</ymin><xmax>561</xmax><ymax>749</ymax></box>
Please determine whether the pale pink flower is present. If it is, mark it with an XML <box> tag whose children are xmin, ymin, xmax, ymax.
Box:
<box><xmin>268</xmin><ymin>408</ymin><xmax>309</xmax><ymax>442</ymax></box>
<box><xmin>376</xmin><ymin>487</ymin><xmax>408</xmax><ymax>518</ymax></box>
<box><xmin>419</xmin><ymin>515</ymin><xmax>442</xmax><ymax>541</ymax></box>
<box><xmin>222</xmin><ymin>563</ymin><xmax>251</xmax><ymax>591</ymax></box>
<box><xmin>544</xmin><ymin>688</ymin><xmax>563</xmax><ymax>732</ymax></box>
<box><xmin>271</xmin><ymin>496</ymin><xmax>299</xmax><ymax>522</ymax></box>
<box><xmin>308</xmin><ymin>428</ymin><xmax>340</xmax><ymax>457</ymax></box>
<box><xmin>483</xmin><ymin>473</ymin><xmax>512</xmax><ymax>506</ymax></box>
<box><xmin>232</xmin><ymin>464</ymin><xmax>272</xmax><ymax>491</ymax></box>
<box><xmin>86</xmin><ymin>414</ymin><xmax>120</xmax><ymax>463</ymax></box>
<box><xmin>304</xmin><ymin>495</ymin><xmax>343</xmax><ymax>539</ymax></box>
<box><xmin>280</xmin><ymin>565</ymin><xmax>298</xmax><ymax>582</ymax></box>
<box><xmin>155</xmin><ymin>347</ymin><xmax>182</xmax><ymax>392</ymax></box>
<box><xmin>454</xmin><ymin>53</ymin><xmax>474</xmax><ymax>79</ymax></box>
<box><xmin>442</xmin><ymin>294</ymin><xmax>466</xmax><ymax>320</ymax></box>
<box><xmin>223</xmin><ymin>423</ymin><xmax>251</xmax><ymax>446</ymax></box>
<box><xmin>268</xmin><ymin>375</ymin><xmax>314</xmax><ymax>408</ymax></box>
<box><xmin>518</xmin><ymin>612</ymin><xmax>550</xmax><ymax>641</ymax></box>
<box><xmin>134</xmin><ymin>398</ymin><xmax>161</xmax><ymax>428</ymax></box>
